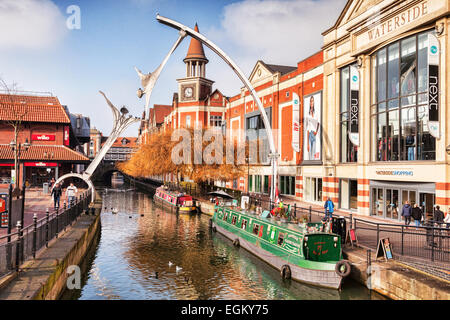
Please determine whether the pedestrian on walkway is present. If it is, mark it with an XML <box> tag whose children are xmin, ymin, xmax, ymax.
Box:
<box><xmin>411</xmin><ymin>203</ymin><xmax>423</xmax><ymax>227</ymax></box>
<box><xmin>401</xmin><ymin>200</ymin><xmax>412</xmax><ymax>225</ymax></box>
<box><xmin>324</xmin><ymin>197</ymin><xmax>334</xmax><ymax>220</ymax></box>
<box><xmin>66</xmin><ymin>183</ymin><xmax>78</xmax><ymax>208</ymax></box>
<box><xmin>51</xmin><ymin>183</ymin><xmax>62</xmax><ymax>210</ymax></box>
<box><xmin>434</xmin><ymin>205</ymin><xmax>444</xmax><ymax>225</ymax></box>
<box><xmin>443</xmin><ymin>211</ymin><xmax>450</xmax><ymax>229</ymax></box>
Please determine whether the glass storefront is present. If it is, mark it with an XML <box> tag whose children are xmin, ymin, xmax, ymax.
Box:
<box><xmin>340</xmin><ymin>179</ymin><xmax>357</xmax><ymax>210</ymax></box>
<box><xmin>371</xmin><ymin>30</ymin><xmax>436</xmax><ymax>162</ymax></box>
<box><xmin>370</xmin><ymin>181</ymin><xmax>435</xmax><ymax>221</ymax></box>
<box><xmin>0</xmin><ymin>166</ymin><xmax>13</xmax><ymax>184</ymax></box>
<box><xmin>304</xmin><ymin>177</ymin><xmax>322</xmax><ymax>202</ymax></box>
<box><xmin>279</xmin><ymin>175</ymin><xmax>295</xmax><ymax>196</ymax></box>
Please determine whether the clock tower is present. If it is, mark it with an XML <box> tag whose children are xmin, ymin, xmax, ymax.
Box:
<box><xmin>177</xmin><ymin>24</ymin><xmax>214</xmax><ymax>102</ymax></box>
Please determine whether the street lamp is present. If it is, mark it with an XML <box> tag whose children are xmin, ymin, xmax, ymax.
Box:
<box><xmin>10</xmin><ymin>138</ymin><xmax>30</xmax><ymax>194</ymax></box>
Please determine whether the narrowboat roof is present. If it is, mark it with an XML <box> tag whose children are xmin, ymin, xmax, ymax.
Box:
<box><xmin>219</xmin><ymin>205</ymin><xmax>336</xmax><ymax>237</ymax></box>
<box><xmin>156</xmin><ymin>186</ymin><xmax>191</xmax><ymax>198</ymax></box>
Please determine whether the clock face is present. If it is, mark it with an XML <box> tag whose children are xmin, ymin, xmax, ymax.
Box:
<box><xmin>184</xmin><ymin>87</ymin><xmax>193</xmax><ymax>98</ymax></box>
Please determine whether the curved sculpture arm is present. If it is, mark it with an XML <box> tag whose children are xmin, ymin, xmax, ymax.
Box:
<box><xmin>51</xmin><ymin>173</ymin><xmax>96</xmax><ymax>203</ymax></box>
<box><xmin>156</xmin><ymin>15</ymin><xmax>276</xmax><ymax>155</ymax></box>
<box><xmin>99</xmin><ymin>90</ymin><xmax>120</xmax><ymax>124</ymax></box>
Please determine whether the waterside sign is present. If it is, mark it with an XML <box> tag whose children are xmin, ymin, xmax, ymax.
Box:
<box><xmin>355</xmin><ymin>0</ymin><xmax>444</xmax><ymax>52</ymax></box>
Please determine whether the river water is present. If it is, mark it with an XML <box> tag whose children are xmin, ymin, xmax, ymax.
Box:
<box><xmin>61</xmin><ymin>181</ymin><xmax>385</xmax><ymax>300</ymax></box>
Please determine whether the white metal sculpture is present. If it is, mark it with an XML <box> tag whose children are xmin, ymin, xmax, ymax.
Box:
<box><xmin>135</xmin><ymin>30</ymin><xmax>187</xmax><ymax>120</ymax></box>
<box><xmin>156</xmin><ymin>14</ymin><xmax>280</xmax><ymax>202</ymax></box>
<box><xmin>52</xmin><ymin>91</ymin><xmax>140</xmax><ymax>203</ymax></box>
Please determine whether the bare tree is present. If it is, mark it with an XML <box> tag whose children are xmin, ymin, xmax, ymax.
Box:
<box><xmin>0</xmin><ymin>78</ymin><xmax>29</xmax><ymax>194</ymax></box>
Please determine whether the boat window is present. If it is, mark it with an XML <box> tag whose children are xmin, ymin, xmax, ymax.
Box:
<box><xmin>259</xmin><ymin>225</ymin><xmax>264</xmax><ymax>237</ymax></box>
<box><xmin>252</xmin><ymin>223</ymin><xmax>259</xmax><ymax>235</ymax></box>
<box><xmin>223</xmin><ymin>212</ymin><xmax>229</xmax><ymax>221</ymax></box>
<box><xmin>231</xmin><ymin>216</ymin><xmax>237</xmax><ymax>225</ymax></box>
<box><xmin>277</xmin><ymin>233</ymin><xmax>285</xmax><ymax>246</ymax></box>
<box><xmin>241</xmin><ymin>219</ymin><xmax>248</xmax><ymax>230</ymax></box>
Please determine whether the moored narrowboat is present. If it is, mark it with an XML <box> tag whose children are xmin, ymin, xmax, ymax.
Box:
<box><xmin>211</xmin><ymin>202</ymin><xmax>351</xmax><ymax>289</ymax></box>
<box><xmin>154</xmin><ymin>186</ymin><xmax>197</xmax><ymax>213</ymax></box>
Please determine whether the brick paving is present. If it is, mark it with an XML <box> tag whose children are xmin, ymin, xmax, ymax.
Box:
<box><xmin>0</xmin><ymin>187</ymin><xmax>85</xmax><ymax>237</ymax></box>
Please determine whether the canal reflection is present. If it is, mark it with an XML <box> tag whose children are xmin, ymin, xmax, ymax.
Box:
<box><xmin>63</xmin><ymin>182</ymin><xmax>385</xmax><ymax>300</ymax></box>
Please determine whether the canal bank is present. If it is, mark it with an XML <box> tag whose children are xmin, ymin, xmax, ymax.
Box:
<box><xmin>0</xmin><ymin>192</ymin><xmax>102</xmax><ymax>300</ymax></box>
<box><xmin>120</xmin><ymin>175</ymin><xmax>450</xmax><ymax>299</ymax></box>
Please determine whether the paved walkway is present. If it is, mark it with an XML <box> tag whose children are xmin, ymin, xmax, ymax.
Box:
<box><xmin>0</xmin><ymin>187</ymin><xmax>85</xmax><ymax>237</ymax></box>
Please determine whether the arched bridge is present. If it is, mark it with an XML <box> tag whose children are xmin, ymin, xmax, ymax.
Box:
<box><xmin>91</xmin><ymin>161</ymin><xmax>121</xmax><ymax>184</ymax></box>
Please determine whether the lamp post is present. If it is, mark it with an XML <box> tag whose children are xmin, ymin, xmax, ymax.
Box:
<box><xmin>9</xmin><ymin>138</ymin><xmax>30</xmax><ymax>195</ymax></box>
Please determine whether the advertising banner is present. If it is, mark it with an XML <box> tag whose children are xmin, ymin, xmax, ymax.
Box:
<box><xmin>303</xmin><ymin>92</ymin><xmax>321</xmax><ymax>161</ymax></box>
<box><xmin>427</xmin><ymin>33</ymin><xmax>440</xmax><ymax>139</ymax></box>
<box><xmin>292</xmin><ymin>92</ymin><xmax>300</xmax><ymax>152</ymax></box>
<box><xmin>349</xmin><ymin>65</ymin><xmax>360</xmax><ymax>146</ymax></box>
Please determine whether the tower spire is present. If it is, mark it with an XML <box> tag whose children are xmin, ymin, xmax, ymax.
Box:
<box><xmin>184</xmin><ymin>23</ymin><xmax>208</xmax><ymax>77</ymax></box>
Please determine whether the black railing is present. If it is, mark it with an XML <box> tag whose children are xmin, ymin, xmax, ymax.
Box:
<box><xmin>353</xmin><ymin>218</ymin><xmax>449</xmax><ymax>265</ymax></box>
<box><xmin>0</xmin><ymin>190</ymin><xmax>92</xmax><ymax>279</ymax></box>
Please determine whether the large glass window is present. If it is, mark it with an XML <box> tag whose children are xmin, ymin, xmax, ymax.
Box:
<box><xmin>340</xmin><ymin>65</ymin><xmax>358</xmax><ymax>163</ymax></box>
<box><xmin>371</xmin><ymin>30</ymin><xmax>436</xmax><ymax>161</ymax></box>
<box><xmin>305</xmin><ymin>177</ymin><xmax>322</xmax><ymax>202</ymax></box>
<box><xmin>279</xmin><ymin>175</ymin><xmax>295</xmax><ymax>196</ymax></box>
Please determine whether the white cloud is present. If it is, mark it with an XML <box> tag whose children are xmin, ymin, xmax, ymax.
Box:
<box><xmin>203</xmin><ymin>0</ymin><xmax>347</xmax><ymax>96</ymax></box>
<box><xmin>0</xmin><ymin>0</ymin><xmax>67</xmax><ymax>50</ymax></box>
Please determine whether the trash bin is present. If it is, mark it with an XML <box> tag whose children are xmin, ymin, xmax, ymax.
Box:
<box><xmin>43</xmin><ymin>182</ymin><xmax>49</xmax><ymax>194</ymax></box>
<box><xmin>332</xmin><ymin>216</ymin><xmax>347</xmax><ymax>244</ymax></box>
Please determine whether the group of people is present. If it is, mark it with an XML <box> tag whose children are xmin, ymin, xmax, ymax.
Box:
<box><xmin>50</xmin><ymin>182</ymin><xmax>78</xmax><ymax>210</ymax></box>
<box><xmin>401</xmin><ymin>200</ymin><xmax>450</xmax><ymax>227</ymax></box>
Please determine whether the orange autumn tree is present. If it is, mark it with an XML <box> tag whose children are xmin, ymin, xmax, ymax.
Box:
<box><xmin>118</xmin><ymin>127</ymin><xmax>247</xmax><ymax>185</ymax></box>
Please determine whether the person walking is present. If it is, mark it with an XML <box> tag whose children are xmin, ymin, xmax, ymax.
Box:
<box><xmin>411</xmin><ymin>203</ymin><xmax>423</xmax><ymax>228</ymax></box>
<box><xmin>434</xmin><ymin>205</ymin><xmax>444</xmax><ymax>225</ymax></box>
<box><xmin>66</xmin><ymin>183</ymin><xmax>78</xmax><ymax>208</ymax></box>
<box><xmin>401</xmin><ymin>200</ymin><xmax>412</xmax><ymax>225</ymax></box>
<box><xmin>324</xmin><ymin>197</ymin><xmax>334</xmax><ymax>220</ymax></box>
<box><xmin>51</xmin><ymin>183</ymin><xmax>62</xmax><ymax>210</ymax></box>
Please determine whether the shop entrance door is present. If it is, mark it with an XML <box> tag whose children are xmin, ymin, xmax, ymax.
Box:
<box><xmin>419</xmin><ymin>193</ymin><xmax>435</xmax><ymax>221</ymax></box>
<box><xmin>371</xmin><ymin>188</ymin><xmax>384</xmax><ymax>217</ymax></box>
<box><xmin>386</xmin><ymin>189</ymin><xmax>399</xmax><ymax>220</ymax></box>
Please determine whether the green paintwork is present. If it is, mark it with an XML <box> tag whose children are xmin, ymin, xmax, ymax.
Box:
<box><xmin>212</xmin><ymin>206</ymin><xmax>343</xmax><ymax>272</ymax></box>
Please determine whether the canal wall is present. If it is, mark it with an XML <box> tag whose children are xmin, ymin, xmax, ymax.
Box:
<box><xmin>0</xmin><ymin>193</ymin><xmax>102</xmax><ymax>300</ymax></box>
<box><xmin>343</xmin><ymin>247</ymin><xmax>450</xmax><ymax>300</ymax></box>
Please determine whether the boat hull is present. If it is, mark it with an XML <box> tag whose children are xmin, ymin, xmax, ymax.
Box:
<box><xmin>212</xmin><ymin>221</ymin><xmax>343</xmax><ymax>289</ymax></box>
<box><xmin>153</xmin><ymin>195</ymin><xmax>197</xmax><ymax>213</ymax></box>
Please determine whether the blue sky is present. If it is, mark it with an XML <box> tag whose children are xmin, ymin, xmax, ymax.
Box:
<box><xmin>0</xmin><ymin>0</ymin><xmax>346</xmax><ymax>136</ymax></box>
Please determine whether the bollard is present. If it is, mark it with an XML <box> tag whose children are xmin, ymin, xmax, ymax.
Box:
<box><xmin>64</xmin><ymin>201</ymin><xmax>67</xmax><ymax>210</ymax></box>
<box><xmin>15</xmin><ymin>221</ymin><xmax>21</xmax><ymax>272</ymax></box>
<box><xmin>349</xmin><ymin>213</ymin><xmax>353</xmax><ymax>230</ymax></box>
<box><xmin>32</xmin><ymin>213</ymin><xmax>37</xmax><ymax>259</ymax></box>
<box><xmin>309</xmin><ymin>206</ymin><xmax>312</xmax><ymax>222</ymax></box>
<box><xmin>366</xmin><ymin>249</ymin><xmax>372</xmax><ymax>291</ymax></box>
<box><xmin>45</xmin><ymin>208</ymin><xmax>49</xmax><ymax>248</ymax></box>
<box><xmin>293</xmin><ymin>203</ymin><xmax>297</xmax><ymax>219</ymax></box>
<box><xmin>55</xmin><ymin>206</ymin><xmax>59</xmax><ymax>239</ymax></box>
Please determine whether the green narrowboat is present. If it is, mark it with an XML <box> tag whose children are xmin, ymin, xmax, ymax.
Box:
<box><xmin>154</xmin><ymin>186</ymin><xmax>197</xmax><ymax>213</ymax></box>
<box><xmin>211</xmin><ymin>204</ymin><xmax>351</xmax><ymax>289</ymax></box>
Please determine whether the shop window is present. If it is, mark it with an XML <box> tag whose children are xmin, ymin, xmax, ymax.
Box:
<box><xmin>0</xmin><ymin>167</ymin><xmax>12</xmax><ymax>184</ymax></box>
<box><xmin>279</xmin><ymin>175</ymin><xmax>295</xmax><ymax>195</ymax></box>
<box><xmin>305</xmin><ymin>177</ymin><xmax>322</xmax><ymax>202</ymax></box>
<box><xmin>339</xmin><ymin>64</ymin><xmax>358</xmax><ymax>163</ymax></box>
<box><xmin>340</xmin><ymin>179</ymin><xmax>358</xmax><ymax>210</ymax></box>
<box><xmin>371</xmin><ymin>30</ymin><xmax>436</xmax><ymax>162</ymax></box>
<box><xmin>263</xmin><ymin>175</ymin><xmax>269</xmax><ymax>194</ymax></box>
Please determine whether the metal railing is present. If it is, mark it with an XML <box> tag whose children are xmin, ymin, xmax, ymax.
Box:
<box><xmin>0</xmin><ymin>190</ymin><xmax>92</xmax><ymax>279</ymax></box>
<box><xmin>353</xmin><ymin>218</ymin><xmax>449</xmax><ymax>265</ymax></box>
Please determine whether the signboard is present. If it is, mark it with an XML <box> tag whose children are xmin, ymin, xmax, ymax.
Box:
<box><xmin>31</xmin><ymin>134</ymin><xmax>55</xmax><ymax>141</ymax></box>
<box><xmin>427</xmin><ymin>33</ymin><xmax>440</xmax><ymax>139</ymax></box>
<box><xmin>64</xmin><ymin>126</ymin><xmax>70</xmax><ymax>146</ymax></box>
<box><xmin>376</xmin><ymin>237</ymin><xmax>394</xmax><ymax>261</ymax></box>
<box><xmin>303</xmin><ymin>91</ymin><xmax>322</xmax><ymax>161</ymax></box>
<box><xmin>241</xmin><ymin>196</ymin><xmax>249</xmax><ymax>210</ymax></box>
<box><xmin>346</xmin><ymin>228</ymin><xmax>358</xmax><ymax>247</ymax></box>
<box><xmin>24</xmin><ymin>162</ymin><xmax>58</xmax><ymax>167</ymax></box>
<box><xmin>0</xmin><ymin>193</ymin><xmax>8</xmax><ymax>228</ymax></box>
<box><xmin>292</xmin><ymin>92</ymin><xmax>300</xmax><ymax>152</ymax></box>
<box><xmin>349</xmin><ymin>65</ymin><xmax>360</xmax><ymax>146</ymax></box>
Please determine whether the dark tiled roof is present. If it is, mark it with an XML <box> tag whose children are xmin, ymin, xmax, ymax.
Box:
<box><xmin>263</xmin><ymin>63</ymin><xmax>297</xmax><ymax>75</ymax></box>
